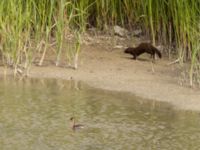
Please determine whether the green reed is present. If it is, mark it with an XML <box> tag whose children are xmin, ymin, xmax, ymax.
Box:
<box><xmin>88</xmin><ymin>0</ymin><xmax>200</xmax><ymax>85</ymax></box>
<box><xmin>0</xmin><ymin>0</ymin><xmax>87</xmax><ymax>73</ymax></box>
<box><xmin>0</xmin><ymin>0</ymin><xmax>199</xmax><ymax>84</ymax></box>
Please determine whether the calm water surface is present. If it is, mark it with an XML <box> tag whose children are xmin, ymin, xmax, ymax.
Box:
<box><xmin>0</xmin><ymin>78</ymin><xmax>200</xmax><ymax>150</ymax></box>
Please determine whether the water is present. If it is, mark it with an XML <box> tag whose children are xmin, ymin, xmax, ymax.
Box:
<box><xmin>0</xmin><ymin>78</ymin><xmax>200</xmax><ymax>150</ymax></box>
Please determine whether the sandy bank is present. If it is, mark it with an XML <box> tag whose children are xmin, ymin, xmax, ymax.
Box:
<box><xmin>1</xmin><ymin>41</ymin><xmax>200</xmax><ymax>111</ymax></box>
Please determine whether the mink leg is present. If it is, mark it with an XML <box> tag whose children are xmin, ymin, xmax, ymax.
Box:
<box><xmin>133</xmin><ymin>55</ymin><xmax>137</xmax><ymax>60</ymax></box>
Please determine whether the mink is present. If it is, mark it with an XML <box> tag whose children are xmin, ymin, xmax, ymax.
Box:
<box><xmin>124</xmin><ymin>43</ymin><xmax>162</xmax><ymax>60</ymax></box>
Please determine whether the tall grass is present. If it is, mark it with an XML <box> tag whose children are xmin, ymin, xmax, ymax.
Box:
<box><xmin>0</xmin><ymin>0</ymin><xmax>199</xmax><ymax>84</ymax></box>
<box><xmin>83</xmin><ymin>0</ymin><xmax>200</xmax><ymax>85</ymax></box>
<box><xmin>0</xmin><ymin>0</ymin><xmax>88</xmax><ymax>74</ymax></box>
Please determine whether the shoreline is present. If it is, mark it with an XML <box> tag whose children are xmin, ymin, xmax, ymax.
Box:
<box><xmin>1</xmin><ymin>43</ymin><xmax>200</xmax><ymax>111</ymax></box>
<box><xmin>29</xmin><ymin>66</ymin><xmax>200</xmax><ymax>111</ymax></box>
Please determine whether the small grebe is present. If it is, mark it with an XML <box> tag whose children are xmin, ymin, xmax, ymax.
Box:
<box><xmin>70</xmin><ymin>117</ymin><xmax>84</xmax><ymax>130</ymax></box>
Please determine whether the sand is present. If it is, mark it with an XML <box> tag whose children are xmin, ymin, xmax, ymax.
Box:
<box><xmin>1</xmin><ymin>35</ymin><xmax>200</xmax><ymax>111</ymax></box>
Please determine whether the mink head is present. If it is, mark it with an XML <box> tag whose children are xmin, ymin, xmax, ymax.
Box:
<box><xmin>124</xmin><ymin>47</ymin><xmax>133</xmax><ymax>54</ymax></box>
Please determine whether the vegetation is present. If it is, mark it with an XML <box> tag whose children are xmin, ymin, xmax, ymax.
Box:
<box><xmin>0</xmin><ymin>0</ymin><xmax>199</xmax><ymax>85</ymax></box>
<box><xmin>0</xmin><ymin>0</ymin><xmax>86</xmax><ymax>74</ymax></box>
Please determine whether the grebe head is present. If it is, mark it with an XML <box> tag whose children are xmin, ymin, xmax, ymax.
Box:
<box><xmin>70</xmin><ymin>117</ymin><xmax>74</xmax><ymax>121</ymax></box>
<box><xmin>69</xmin><ymin>117</ymin><xmax>84</xmax><ymax>130</ymax></box>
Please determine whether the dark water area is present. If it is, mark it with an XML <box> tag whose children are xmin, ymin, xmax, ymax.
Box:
<box><xmin>0</xmin><ymin>77</ymin><xmax>200</xmax><ymax>149</ymax></box>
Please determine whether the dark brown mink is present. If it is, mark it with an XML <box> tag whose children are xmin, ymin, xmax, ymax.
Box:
<box><xmin>124</xmin><ymin>43</ymin><xmax>162</xmax><ymax>60</ymax></box>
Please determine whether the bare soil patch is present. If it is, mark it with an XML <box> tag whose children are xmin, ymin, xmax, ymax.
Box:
<box><xmin>1</xmin><ymin>34</ymin><xmax>200</xmax><ymax>111</ymax></box>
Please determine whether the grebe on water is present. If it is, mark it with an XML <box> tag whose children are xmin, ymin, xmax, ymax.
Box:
<box><xmin>70</xmin><ymin>117</ymin><xmax>84</xmax><ymax>130</ymax></box>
